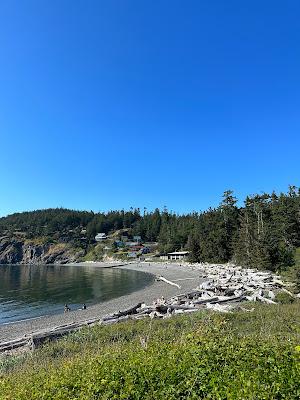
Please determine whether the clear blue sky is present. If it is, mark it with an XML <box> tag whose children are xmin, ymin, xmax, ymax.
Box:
<box><xmin>0</xmin><ymin>1</ymin><xmax>299</xmax><ymax>217</ymax></box>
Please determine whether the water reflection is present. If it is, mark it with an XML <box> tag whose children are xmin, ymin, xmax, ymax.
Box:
<box><xmin>0</xmin><ymin>265</ymin><xmax>153</xmax><ymax>324</ymax></box>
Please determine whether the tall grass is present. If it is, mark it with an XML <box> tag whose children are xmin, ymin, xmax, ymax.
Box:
<box><xmin>1</xmin><ymin>303</ymin><xmax>300</xmax><ymax>399</ymax></box>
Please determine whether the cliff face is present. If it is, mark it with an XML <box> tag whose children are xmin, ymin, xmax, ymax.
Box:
<box><xmin>0</xmin><ymin>237</ymin><xmax>84</xmax><ymax>264</ymax></box>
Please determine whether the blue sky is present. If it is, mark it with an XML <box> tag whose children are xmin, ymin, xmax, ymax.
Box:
<box><xmin>0</xmin><ymin>1</ymin><xmax>299</xmax><ymax>217</ymax></box>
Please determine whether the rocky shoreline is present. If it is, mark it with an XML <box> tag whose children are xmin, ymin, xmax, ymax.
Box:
<box><xmin>0</xmin><ymin>236</ymin><xmax>84</xmax><ymax>264</ymax></box>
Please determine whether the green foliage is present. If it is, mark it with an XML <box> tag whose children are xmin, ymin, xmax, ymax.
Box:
<box><xmin>83</xmin><ymin>244</ymin><xmax>104</xmax><ymax>261</ymax></box>
<box><xmin>234</xmin><ymin>189</ymin><xmax>300</xmax><ymax>271</ymax></box>
<box><xmin>1</xmin><ymin>304</ymin><xmax>300</xmax><ymax>399</ymax></box>
<box><xmin>0</xmin><ymin>186</ymin><xmax>299</xmax><ymax>271</ymax></box>
<box><xmin>0</xmin><ymin>208</ymin><xmax>94</xmax><ymax>238</ymax></box>
<box><xmin>292</xmin><ymin>248</ymin><xmax>300</xmax><ymax>292</ymax></box>
<box><xmin>275</xmin><ymin>291</ymin><xmax>295</xmax><ymax>304</ymax></box>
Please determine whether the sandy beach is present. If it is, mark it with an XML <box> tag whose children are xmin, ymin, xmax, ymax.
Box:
<box><xmin>0</xmin><ymin>262</ymin><xmax>202</xmax><ymax>343</ymax></box>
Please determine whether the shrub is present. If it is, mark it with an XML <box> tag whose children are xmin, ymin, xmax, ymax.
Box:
<box><xmin>275</xmin><ymin>291</ymin><xmax>296</xmax><ymax>304</ymax></box>
<box><xmin>1</xmin><ymin>305</ymin><xmax>300</xmax><ymax>399</ymax></box>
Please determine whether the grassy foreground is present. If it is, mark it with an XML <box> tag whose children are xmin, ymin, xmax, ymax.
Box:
<box><xmin>1</xmin><ymin>303</ymin><xmax>300</xmax><ymax>399</ymax></box>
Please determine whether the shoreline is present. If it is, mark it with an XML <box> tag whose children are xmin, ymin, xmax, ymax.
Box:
<box><xmin>0</xmin><ymin>262</ymin><xmax>202</xmax><ymax>343</ymax></box>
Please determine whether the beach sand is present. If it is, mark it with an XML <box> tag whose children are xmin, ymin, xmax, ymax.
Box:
<box><xmin>0</xmin><ymin>262</ymin><xmax>202</xmax><ymax>343</ymax></box>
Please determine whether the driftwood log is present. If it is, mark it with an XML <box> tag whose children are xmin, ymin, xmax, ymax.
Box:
<box><xmin>156</xmin><ymin>276</ymin><xmax>181</xmax><ymax>289</ymax></box>
<box><xmin>0</xmin><ymin>337</ymin><xmax>31</xmax><ymax>352</ymax></box>
<box><xmin>102</xmin><ymin>303</ymin><xmax>142</xmax><ymax>321</ymax></box>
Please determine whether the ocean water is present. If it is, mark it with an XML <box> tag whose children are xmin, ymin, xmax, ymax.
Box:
<box><xmin>0</xmin><ymin>264</ymin><xmax>153</xmax><ymax>324</ymax></box>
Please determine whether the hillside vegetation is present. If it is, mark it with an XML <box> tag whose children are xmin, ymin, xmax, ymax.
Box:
<box><xmin>0</xmin><ymin>186</ymin><xmax>299</xmax><ymax>272</ymax></box>
<box><xmin>1</xmin><ymin>303</ymin><xmax>300</xmax><ymax>399</ymax></box>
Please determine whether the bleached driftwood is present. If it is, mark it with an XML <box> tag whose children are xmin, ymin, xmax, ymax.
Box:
<box><xmin>256</xmin><ymin>294</ymin><xmax>276</xmax><ymax>304</ymax></box>
<box><xmin>207</xmin><ymin>303</ymin><xmax>233</xmax><ymax>313</ymax></box>
<box><xmin>156</xmin><ymin>276</ymin><xmax>181</xmax><ymax>289</ymax></box>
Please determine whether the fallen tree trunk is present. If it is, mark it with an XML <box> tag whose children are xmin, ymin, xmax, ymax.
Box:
<box><xmin>101</xmin><ymin>315</ymin><xmax>133</xmax><ymax>325</ymax></box>
<box><xmin>192</xmin><ymin>297</ymin><xmax>219</xmax><ymax>305</ymax></box>
<box><xmin>30</xmin><ymin>323</ymin><xmax>86</xmax><ymax>349</ymax></box>
<box><xmin>0</xmin><ymin>337</ymin><xmax>30</xmax><ymax>352</ymax></box>
<box><xmin>102</xmin><ymin>303</ymin><xmax>142</xmax><ymax>321</ymax></box>
<box><xmin>209</xmin><ymin>295</ymin><xmax>246</xmax><ymax>304</ymax></box>
<box><xmin>156</xmin><ymin>276</ymin><xmax>181</xmax><ymax>289</ymax></box>
<box><xmin>156</xmin><ymin>305</ymin><xmax>190</xmax><ymax>313</ymax></box>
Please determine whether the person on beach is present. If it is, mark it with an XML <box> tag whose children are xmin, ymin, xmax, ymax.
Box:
<box><xmin>82</xmin><ymin>303</ymin><xmax>87</xmax><ymax>310</ymax></box>
<box><xmin>64</xmin><ymin>304</ymin><xmax>70</xmax><ymax>313</ymax></box>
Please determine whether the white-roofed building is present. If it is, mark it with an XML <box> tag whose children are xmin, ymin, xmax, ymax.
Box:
<box><xmin>95</xmin><ymin>233</ymin><xmax>107</xmax><ymax>242</ymax></box>
<box><xmin>167</xmin><ymin>251</ymin><xmax>189</xmax><ymax>260</ymax></box>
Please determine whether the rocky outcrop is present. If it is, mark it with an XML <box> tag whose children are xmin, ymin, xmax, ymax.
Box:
<box><xmin>0</xmin><ymin>236</ymin><xmax>84</xmax><ymax>264</ymax></box>
<box><xmin>0</xmin><ymin>237</ymin><xmax>23</xmax><ymax>264</ymax></box>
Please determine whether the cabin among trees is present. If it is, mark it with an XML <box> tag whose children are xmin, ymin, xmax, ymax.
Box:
<box><xmin>160</xmin><ymin>251</ymin><xmax>189</xmax><ymax>261</ymax></box>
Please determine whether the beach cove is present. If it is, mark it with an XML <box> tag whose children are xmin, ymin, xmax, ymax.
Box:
<box><xmin>0</xmin><ymin>262</ymin><xmax>202</xmax><ymax>343</ymax></box>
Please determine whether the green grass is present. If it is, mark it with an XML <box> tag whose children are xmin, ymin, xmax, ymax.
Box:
<box><xmin>1</xmin><ymin>303</ymin><xmax>300</xmax><ymax>399</ymax></box>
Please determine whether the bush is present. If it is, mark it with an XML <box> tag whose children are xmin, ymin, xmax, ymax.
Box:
<box><xmin>275</xmin><ymin>291</ymin><xmax>296</xmax><ymax>304</ymax></box>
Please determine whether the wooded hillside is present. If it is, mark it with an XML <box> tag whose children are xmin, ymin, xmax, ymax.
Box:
<box><xmin>0</xmin><ymin>186</ymin><xmax>299</xmax><ymax>271</ymax></box>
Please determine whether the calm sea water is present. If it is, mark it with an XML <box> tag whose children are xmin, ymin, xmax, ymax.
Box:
<box><xmin>0</xmin><ymin>265</ymin><xmax>154</xmax><ymax>324</ymax></box>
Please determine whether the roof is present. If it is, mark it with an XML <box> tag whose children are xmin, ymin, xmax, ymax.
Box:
<box><xmin>167</xmin><ymin>251</ymin><xmax>189</xmax><ymax>255</ymax></box>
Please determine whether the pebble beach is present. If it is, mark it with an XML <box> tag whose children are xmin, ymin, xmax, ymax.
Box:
<box><xmin>0</xmin><ymin>262</ymin><xmax>201</xmax><ymax>343</ymax></box>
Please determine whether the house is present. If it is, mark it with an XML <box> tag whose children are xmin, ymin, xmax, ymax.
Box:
<box><xmin>125</xmin><ymin>241</ymin><xmax>139</xmax><ymax>247</ymax></box>
<box><xmin>129</xmin><ymin>245</ymin><xmax>143</xmax><ymax>252</ymax></box>
<box><xmin>95</xmin><ymin>233</ymin><xmax>107</xmax><ymax>242</ymax></box>
<box><xmin>133</xmin><ymin>235</ymin><xmax>142</xmax><ymax>243</ymax></box>
<box><xmin>160</xmin><ymin>251</ymin><xmax>190</xmax><ymax>261</ymax></box>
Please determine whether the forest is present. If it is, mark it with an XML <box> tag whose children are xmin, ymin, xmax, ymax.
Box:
<box><xmin>0</xmin><ymin>186</ymin><xmax>299</xmax><ymax>272</ymax></box>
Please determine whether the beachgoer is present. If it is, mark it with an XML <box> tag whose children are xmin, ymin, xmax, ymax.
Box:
<box><xmin>64</xmin><ymin>304</ymin><xmax>70</xmax><ymax>313</ymax></box>
<box><xmin>82</xmin><ymin>303</ymin><xmax>87</xmax><ymax>310</ymax></box>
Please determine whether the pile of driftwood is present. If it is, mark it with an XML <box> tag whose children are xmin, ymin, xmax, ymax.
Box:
<box><xmin>190</xmin><ymin>263</ymin><xmax>291</xmax><ymax>312</ymax></box>
<box><xmin>102</xmin><ymin>263</ymin><xmax>295</xmax><ymax>318</ymax></box>
<box><xmin>0</xmin><ymin>264</ymin><xmax>295</xmax><ymax>354</ymax></box>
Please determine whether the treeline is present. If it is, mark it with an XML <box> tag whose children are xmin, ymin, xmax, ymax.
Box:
<box><xmin>0</xmin><ymin>208</ymin><xmax>95</xmax><ymax>238</ymax></box>
<box><xmin>187</xmin><ymin>187</ymin><xmax>300</xmax><ymax>271</ymax></box>
<box><xmin>0</xmin><ymin>186</ymin><xmax>299</xmax><ymax>271</ymax></box>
